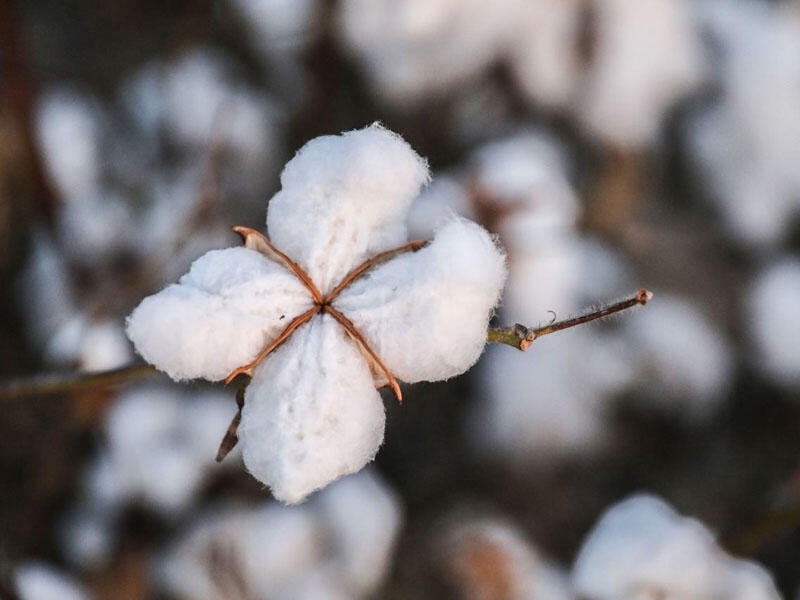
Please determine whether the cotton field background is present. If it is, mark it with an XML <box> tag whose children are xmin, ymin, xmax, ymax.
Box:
<box><xmin>2</xmin><ymin>0</ymin><xmax>800</xmax><ymax>598</ymax></box>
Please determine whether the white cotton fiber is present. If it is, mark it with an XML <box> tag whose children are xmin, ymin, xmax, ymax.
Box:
<box><xmin>312</xmin><ymin>470</ymin><xmax>403</xmax><ymax>593</ymax></box>
<box><xmin>747</xmin><ymin>258</ymin><xmax>800</xmax><ymax>388</ymax></box>
<box><xmin>267</xmin><ymin>124</ymin><xmax>430</xmax><ymax>295</ymax></box>
<box><xmin>240</xmin><ymin>316</ymin><xmax>386</xmax><ymax>504</ymax></box>
<box><xmin>576</xmin><ymin>0</ymin><xmax>703</xmax><ymax>148</ymax></box>
<box><xmin>15</xmin><ymin>563</ymin><xmax>90</xmax><ymax>600</ymax></box>
<box><xmin>572</xmin><ymin>494</ymin><xmax>781</xmax><ymax>600</ymax></box>
<box><xmin>126</xmin><ymin>246</ymin><xmax>313</xmax><ymax>381</ymax></box>
<box><xmin>79</xmin><ymin>319</ymin><xmax>133</xmax><ymax>372</ymax></box>
<box><xmin>334</xmin><ymin>218</ymin><xmax>506</xmax><ymax>383</ymax></box>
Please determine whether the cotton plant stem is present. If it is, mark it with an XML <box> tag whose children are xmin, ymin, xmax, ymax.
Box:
<box><xmin>0</xmin><ymin>363</ymin><xmax>159</xmax><ymax>401</ymax></box>
<box><xmin>487</xmin><ymin>289</ymin><xmax>653</xmax><ymax>351</ymax></box>
<box><xmin>0</xmin><ymin>289</ymin><xmax>652</xmax><ymax>402</ymax></box>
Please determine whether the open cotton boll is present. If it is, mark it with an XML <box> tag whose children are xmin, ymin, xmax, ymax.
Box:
<box><xmin>158</xmin><ymin>504</ymin><xmax>321</xmax><ymax>600</ymax></box>
<box><xmin>443</xmin><ymin>518</ymin><xmax>574</xmax><ymax>600</ymax></box>
<box><xmin>158</xmin><ymin>470</ymin><xmax>400</xmax><ymax>600</ymax></box>
<box><xmin>79</xmin><ymin>319</ymin><xmax>133</xmax><ymax>372</ymax></box>
<box><xmin>508</xmin><ymin>0</ymin><xmax>584</xmax><ymax>111</ymax></box>
<box><xmin>240</xmin><ymin>316</ymin><xmax>386</xmax><ymax>504</ymax></box>
<box><xmin>689</xmin><ymin>0</ymin><xmax>800</xmax><ymax>247</ymax></box>
<box><xmin>573</xmin><ymin>494</ymin><xmax>781</xmax><ymax>600</ymax></box>
<box><xmin>473</xmin><ymin>332</ymin><xmax>631</xmax><ymax>463</ymax></box>
<box><xmin>623</xmin><ymin>295</ymin><xmax>732</xmax><ymax>419</ymax></box>
<box><xmin>267</xmin><ymin>124</ymin><xmax>430</xmax><ymax>294</ymax></box>
<box><xmin>15</xmin><ymin>563</ymin><xmax>91</xmax><ymax>600</ymax></box>
<box><xmin>35</xmin><ymin>89</ymin><xmax>102</xmax><ymax>200</ymax></box>
<box><xmin>338</xmin><ymin>0</ymin><xmax>516</xmax><ymax>104</ymax></box>
<box><xmin>747</xmin><ymin>258</ymin><xmax>800</xmax><ymax>388</ymax></box>
<box><xmin>334</xmin><ymin>218</ymin><xmax>506</xmax><ymax>383</ymax></box>
<box><xmin>311</xmin><ymin>470</ymin><xmax>403</xmax><ymax>593</ymax></box>
<box><xmin>576</xmin><ymin>0</ymin><xmax>703</xmax><ymax>149</ymax></box>
<box><xmin>94</xmin><ymin>386</ymin><xmax>235</xmax><ymax>514</ymax></box>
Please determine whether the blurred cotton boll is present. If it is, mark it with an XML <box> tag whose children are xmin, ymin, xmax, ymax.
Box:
<box><xmin>35</xmin><ymin>89</ymin><xmax>103</xmax><ymax>201</ymax></box>
<box><xmin>441</xmin><ymin>517</ymin><xmax>573</xmax><ymax>600</ymax></box>
<box><xmin>156</xmin><ymin>469</ymin><xmax>402</xmax><ymax>600</ymax></box>
<box><xmin>576</xmin><ymin>0</ymin><xmax>704</xmax><ymax>149</ymax></box>
<box><xmin>623</xmin><ymin>294</ymin><xmax>733</xmax><ymax>419</ymax></box>
<box><xmin>338</xmin><ymin>0</ymin><xmax>516</xmax><ymax>105</ymax></box>
<box><xmin>15</xmin><ymin>563</ymin><xmax>91</xmax><ymax>600</ymax></box>
<box><xmin>572</xmin><ymin>494</ymin><xmax>781</xmax><ymax>600</ymax></box>
<box><xmin>747</xmin><ymin>257</ymin><xmax>800</xmax><ymax>389</ymax></box>
<box><xmin>689</xmin><ymin>0</ymin><xmax>800</xmax><ymax>248</ymax></box>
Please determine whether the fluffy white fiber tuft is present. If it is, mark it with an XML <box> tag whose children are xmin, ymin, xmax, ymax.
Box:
<box><xmin>239</xmin><ymin>316</ymin><xmax>386</xmax><ymax>504</ymax></box>
<box><xmin>267</xmin><ymin>123</ymin><xmax>430</xmax><ymax>294</ymax></box>
<box><xmin>334</xmin><ymin>217</ymin><xmax>506</xmax><ymax>383</ymax></box>
<box><xmin>127</xmin><ymin>246</ymin><xmax>312</xmax><ymax>381</ymax></box>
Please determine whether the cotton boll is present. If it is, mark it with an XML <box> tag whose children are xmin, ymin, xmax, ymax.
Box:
<box><xmin>689</xmin><ymin>0</ymin><xmax>800</xmax><ymax>247</ymax></box>
<box><xmin>15</xmin><ymin>563</ymin><xmax>90</xmax><ymax>600</ymax></box>
<box><xmin>267</xmin><ymin>124</ymin><xmax>430</xmax><ymax>294</ymax></box>
<box><xmin>473</xmin><ymin>333</ymin><xmax>629</xmax><ymax>463</ymax></box>
<box><xmin>443</xmin><ymin>518</ymin><xmax>574</xmax><ymax>600</ymax></box>
<box><xmin>624</xmin><ymin>295</ymin><xmax>733</xmax><ymax>419</ymax></box>
<box><xmin>507</xmin><ymin>0</ymin><xmax>584</xmax><ymax>111</ymax></box>
<box><xmin>572</xmin><ymin>494</ymin><xmax>781</xmax><ymax>600</ymax></box>
<box><xmin>158</xmin><ymin>504</ymin><xmax>322</xmax><ymax>600</ymax></box>
<box><xmin>747</xmin><ymin>258</ymin><xmax>800</xmax><ymax>388</ymax></box>
<box><xmin>240</xmin><ymin>316</ymin><xmax>386</xmax><ymax>504</ymax></box>
<box><xmin>576</xmin><ymin>0</ymin><xmax>704</xmax><ymax>149</ymax></box>
<box><xmin>35</xmin><ymin>89</ymin><xmax>102</xmax><ymax>200</ymax></box>
<box><xmin>312</xmin><ymin>470</ymin><xmax>403</xmax><ymax>593</ymax></box>
<box><xmin>338</xmin><ymin>0</ymin><xmax>517</xmax><ymax>104</ymax></box>
<box><xmin>97</xmin><ymin>386</ymin><xmax>235</xmax><ymax>514</ymax></box>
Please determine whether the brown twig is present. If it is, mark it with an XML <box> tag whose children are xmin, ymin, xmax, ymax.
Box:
<box><xmin>488</xmin><ymin>289</ymin><xmax>653</xmax><ymax>350</ymax></box>
<box><xmin>0</xmin><ymin>363</ymin><xmax>159</xmax><ymax>401</ymax></box>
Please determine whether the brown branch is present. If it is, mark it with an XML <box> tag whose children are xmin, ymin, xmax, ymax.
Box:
<box><xmin>0</xmin><ymin>363</ymin><xmax>159</xmax><ymax>401</ymax></box>
<box><xmin>488</xmin><ymin>289</ymin><xmax>653</xmax><ymax>351</ymax></box>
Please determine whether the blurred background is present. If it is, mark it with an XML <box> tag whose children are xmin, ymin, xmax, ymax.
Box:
<box><xmin>2</xmin><ymin>0</ymin><xmax>800</xmax><ymax>598</ymax></box>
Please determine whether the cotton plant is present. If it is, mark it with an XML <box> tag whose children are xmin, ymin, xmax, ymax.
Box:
<box><xmin>689</xmin><ymin>0</ymin><xmax>800</xmax><ymax>247</ymax></box>
<box><xmin>746</xmin><ymin>257</ymin><xmax>800</xmax><ymax>389</ymax></box>
<box><xmin>157</xmin><ymin>469</ymin><xmax>402</xmax><ymax>600</ymax></box>
<box><xmin>126</xmin><ymin>124</ymin><xmax>507</xmax><ymax>503</ymax></box>
<box><xmin>572</xmin><ymin>494</ymin><xmax>781</xmax><ymax>600</ymax></box>
<box><xmin>441</xmin><ymin>517</ymin><xmax>574</xmax><ymax>600</ymax></box>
